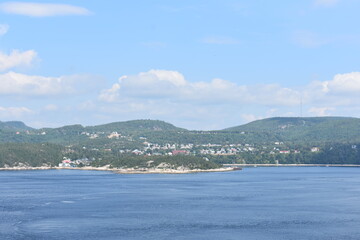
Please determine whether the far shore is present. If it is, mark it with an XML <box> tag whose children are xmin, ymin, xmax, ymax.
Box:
<box><xmin>2</xmin><ymin>164</ymin><xmax>360</xmax><ymax>174</ymax></box>
<box><xmin>0</xmin><ymin>166</ymin><xmax>237</xmax><ymax>174</ymax></box>
<box><xmin>223</xmin><ymin>164</ymin><xmax>360</xmax><ymax>167</ymax></box>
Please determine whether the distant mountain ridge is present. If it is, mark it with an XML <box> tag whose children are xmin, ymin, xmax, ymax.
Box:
<box><xmin>223</xmin><ymin>117</ymin><xmax>356</xmax><ymax>131</ymax></box>
<box><xmin>37</xmin><ymin>119</ymin><xmax>186</xmax><ymax>136</ymax></box>
<box><xmin>2</xmin><ymin>117</ymin><xmax>360</xmax><ymax>144</ymax></box>
<box><xmin>0</xmin><ymin>121</ymin><xmax>34</xmax><ymax>131</ymax></box>
<box><xmin>85</xmin><ymin>119</ymin><xmax>186</xmax><ymax>134</ymax></box>
<box><xmin>223</xmin><ymin>117</ymin><xmax>360</xmax><ymax>143</ymax></box>
<box><xmin>2</xmin><ymin>117</ymin><xmax>360</xmax><ymax>168</ymax></box>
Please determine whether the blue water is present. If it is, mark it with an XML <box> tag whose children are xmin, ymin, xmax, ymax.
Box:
<box><xmin>1</xmin><ymin>167</ymin><xmax>360</xmax><ymax>240</ymax></box>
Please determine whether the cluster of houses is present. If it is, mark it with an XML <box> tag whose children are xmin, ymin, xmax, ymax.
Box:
<box><xmin>58</xmin><ymin>157</ymin><xmax>92</xmax><ymax>167</ymax></box>
<box><xmin>81</xmin><ymin>131</ymin><xmax>133</xmax><ymax>141</ymax></box>
<box><xmin>198</xmin><ymin>144</ymin><xmax>254</xmax><ymax>155</ymax></box>
<box><xmin>62</xmin><ymin>131</ymin><xmax>324</xmax><ymax>157</ymax></box>
<box><xmin>114</xmin><ymin>139</ymin><xmax>321</xmax><ymax>157</ymax></box>
<box><xmin>58</xmin><ymin>131</ymin><xmax>326</xmax><ymax>165</ymax></box>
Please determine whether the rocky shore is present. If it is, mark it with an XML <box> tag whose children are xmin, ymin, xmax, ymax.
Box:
<box><xmin>113</xmin><ymin>167</ymin><xmax>236</xmax><ymax>174</ymax></box>
<box><xmin>223</xmin><ymin>164</ymin><xmax>360</xmax><ymax>167</ymax></box>
<box><xmin>0</xmin><ymin>166</ymin><xmax>237</xmax><ymax>174</ymax></box>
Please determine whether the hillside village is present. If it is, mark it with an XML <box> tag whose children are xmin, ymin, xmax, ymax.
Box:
<box><xmin>18</xmin><ymin>129</ymin><xmax>324</xmax><ymax>157</ymax></box>
<box><xmin>2</xmin><ymin>117</ymin><xmax>360</xmax><ymax>168</ymax></box>
<box><xmin>55</xmin><ymin>129</ymin><xmax>327</xmax><ymax>167</ymax></box>
<box><xmin>68</xmin><ymin>130</ymin><xmax>323</xmax><ymax>155</ymax></box>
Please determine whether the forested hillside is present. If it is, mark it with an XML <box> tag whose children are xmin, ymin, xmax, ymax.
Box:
<box><xmin>1</xmin><ymin>117</ymin><xmax>360</xmax><ymax>168</ymax></box>
<box><xmin>224</xmin><ymin>117</ymin><xmax>360</xmax><ymax>143</ymax></box>
<box><xmin>0</xmin><ymin>143</ymin><xmax>63</xmax><ymax>167</ymax></box>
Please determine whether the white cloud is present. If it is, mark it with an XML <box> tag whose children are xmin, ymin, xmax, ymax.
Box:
<box><xmin>0</xmin><ymin>106</ymin><xmax>33</xmax><ymax>118</ymax></box>
<box><xmin>0</xmin><ymin>50</ymin><xmax>37</xmax><ymax>72</ymax></box>
<box><xmin>323</xmin><ymin>72</ymin><xmax>360</xmax><ymax>93</ymax></box>
<box><xmin>103</xmin><ymin>70</ymin><xmax>360</xmax><ymax>107</ymax></box>
<box><xmin>240</xmin><ymin>109</ymin><xmax>281</xmax><ymax>124</ymax></box>
<box><xmin>202</xmin><ymin>36</ymin><xmax>240</xmax><ymax>45</ymax></box>
<box><xmin>98</xmin><ymin>69</ymin><xmax>305</xmax><ymax>107</ymax></box>
<box><xmin>314</xmin><ymin>0</ymin><xmax>339</xmax><ymax>7</ymax></box>
<box><xmin>146</xmin><ymin>70</ymin><xmax>187</xmax><ymax>87</ymax></box>
<box><xmin>99</xmin><ymin>70</ymin><xmax>251</xmax><ymax>104</ymax></box>
<box><xmin>0</xmin><ymin>71</ymin><xmax>71</xmax><ymax>95</ymax></box>
<box><xmin>0</xmin><ymin>71</ymin><xmax>96</xmax><ymax>96</ymax></box>
<box><xmin>98</xmin><ymin>83</ymin><xmax>121</xmax><ymax>102</ymax></box>
<box><xmin>0</xmin><ymin>24</ymin><xmax>9</xmax><ymax>36</ymax></box>
<box><xmin>250</xmin><ymin>84</ymin><xmax>301</xmax><ymax>106</ymax></box>
<box><xmin>0</xmin><ymin>2</ymin><xmax>91</xmax><ymax>17</ymax></box>
<box><xmin>55</xmin><ymin>69</ymin><xmax>360</xmax><ymax>129</ymax></box>
<box><xmin>308</xmin><ymin>107</ymin><xmax>334</xmax><ymax>116</ymax></box>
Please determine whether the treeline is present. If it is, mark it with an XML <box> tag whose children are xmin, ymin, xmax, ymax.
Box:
<box><xmin>0</xmin><ymin>143</ymin><xmax>64</xmax><ymax>167</ymax></box>
<box><xmin>3</xmin><ymin>117</ymin><xmax>360</xmax><ymax>147</ymax></box>
<box><xmin>225</xmin><ymin>117</ymin><xmax>360</xmax><ymax>144</ymax></box>
<box><xmin>208</xmin><ymin>143</ymin><xmax>360</xmax><ymax>165</ymax></box>
<box><xmin>1</xmin><ymin>142</ymin><xmax>359</xmax><ymax>168</ymax></box>
<box><xmin>0</xmin><ymin>143</ymin><xmax>221</xmax><ymax>169</ymax></box>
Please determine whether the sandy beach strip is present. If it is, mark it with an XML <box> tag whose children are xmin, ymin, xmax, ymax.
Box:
<box><xmin>0</xmin><ymin>166</ymin><xmax>237</xmax><ymax>174</ymax></box>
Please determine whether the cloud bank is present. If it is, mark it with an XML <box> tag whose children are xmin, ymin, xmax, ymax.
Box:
<box><xmin>0</xmin><ymin>72</ymin><xmax>99</xmax><ymax>96</ymax></box>
<box><xmin>99</xmin><ymin>69</ymin><xmax>301</xmax><ymax>106</ymax></box>
<box><xmin>2</xmin><ymin>69</ymin><xmax>360</xmax><ymax>129</ymax></box>
<box><xmin>322</xmin><ymin>72</ymin><xmax>360</xmax><ymax>93</ymax></box>
<box><xmin>0</xmin><ymin>50</ymin><xmax>37</xmax><ymax>72</ymax></box>
<box><xmin>94</xmin><ymin>69</ymin><xmax>360</xmax><ymax>128</ymax></box>
<box><xmin>0</xmin><ymin>106</ymin><xmax>32</xmax><ymax>118</ymax></box>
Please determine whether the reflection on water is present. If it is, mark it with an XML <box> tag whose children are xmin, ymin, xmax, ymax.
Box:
<box><xmin>1</xmin><ymin>167</ymin><xmax>360</xmax><ymax>240</ymax></box>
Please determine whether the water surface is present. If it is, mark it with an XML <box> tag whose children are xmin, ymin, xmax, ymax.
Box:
<box><xmin>1</xmin><ymin>167</ymin><xmax>360</xmax><ymax>239</ymax></box>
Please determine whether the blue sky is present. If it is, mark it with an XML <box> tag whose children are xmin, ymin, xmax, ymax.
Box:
<box><xmin>1</xmin><ymin>0</ymin><xmax>360</xmax><ymax>130</ymax></box>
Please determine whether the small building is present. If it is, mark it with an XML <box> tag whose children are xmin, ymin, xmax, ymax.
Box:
<box><xmin>108</xmin><ymin>132</ymin><xmax>121</xmax><ymax>139</ymax></box>
<box><xmin>59</xmin><ymin>158</ymin><xmax>73</xmax><ymax>167</ymax></box>
<box><xmin>172</xmin><ymin>150</ymin><xmax>189</xmax><ymax>155</ymax></box>
<box><xmin>132</xmin><ymin>149</ymin><xmax>143</xmax><ymax>155</ymax></box>
<box><xmin>311</xmin><ymin>147</ymin><xmax>320</xmax><ymax>152</ymax></box>
<box><xmin>279</xmin><ymin>150</ymin><xmax>290</xmax><ymax>154</ymax></box>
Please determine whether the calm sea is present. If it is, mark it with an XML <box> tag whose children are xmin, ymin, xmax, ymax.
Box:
<box><xmin>1</xmin><ymin>167</ymin><xmax>360</xmax><ymax>240</ymax></box>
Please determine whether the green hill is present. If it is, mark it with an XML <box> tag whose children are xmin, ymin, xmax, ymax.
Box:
<box><xmin>0</xmin><ymin>121</ymin><xmax>34</xmax><ymax>131</ymax></box>
<box><xmin>0</xmin><ymin>143</ymin><xmax>63</xmax><ymax>167</ymax></box>
<box><xmin>224</xmin><ymin>117</ymin><xmax>360</xmax><ymax>143</ymax></box>
<box><xmin>3</xmin><ymin>117</ymin><xmax>360</xmax><ymax>145</ymax></box>
<box><xmin>2</xmin><ymin>117</ymin><xmax>360</xmax><ymax>167</ymax></box>
<box><xmin>28</xmin><ymin>120</ymin><xmax>187</xmax><ymax>145</ymax></box>
<box><xmin>85</xmin><ymin>119</ymin><xmax>187</xmax><ymax>134</ymax></box>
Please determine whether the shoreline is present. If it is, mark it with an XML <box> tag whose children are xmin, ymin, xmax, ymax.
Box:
<box><xmin>2</xmin><ymin>164</ymin><xmax>360</xmax><ymax>173</ymax></box>
<box><xmin>223</xmin><ymin>164</ymin><xmax>360</xmax><ymax>167</ymax></box>
<box><xmin>0</xmin><ymin>166</ymin><xmax>237</xmax><ymax>174</ymax></box>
